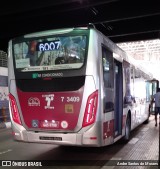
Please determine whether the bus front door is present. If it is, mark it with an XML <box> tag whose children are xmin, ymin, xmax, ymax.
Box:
<box><xmin>114</xmin><ymin>60</ymin><xmax>123</xmax><ymax>137</ymax></box>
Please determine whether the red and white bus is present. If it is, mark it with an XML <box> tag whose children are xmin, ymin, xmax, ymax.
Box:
<box><xmin>8</xmin><ymin>27</ymin><xmax>157</xmax><ymax>147</ymax></box>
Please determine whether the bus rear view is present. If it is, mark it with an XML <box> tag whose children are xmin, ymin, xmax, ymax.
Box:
<box><xmin>8</xmin><ymin>28</ymin><xmax>100</xmax><ymax>146</ymax></box>
<box><xmin>9</xmin><ymin>27</ymin><xmax>153</xmax><ymax>147</ymax></box>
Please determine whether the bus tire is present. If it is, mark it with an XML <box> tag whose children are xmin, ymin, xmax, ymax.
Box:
<box><xmin>124</xmin><ymin>115</ymin><xmax>131</xmax><ymax>142</ymax></box>
<box><xmin>143</xmin><ymin>111</ymin><xmax>150</xmax><ymax>124</ymax></box>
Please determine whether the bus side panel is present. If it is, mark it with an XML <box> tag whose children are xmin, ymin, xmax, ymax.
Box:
<box><xmin>130</xmin><ymin>67</ymin><xmax>150</xmax><ymax>130</ymax></box>
<box><xmin>79</xmin><ymin>30</ymin><xmax>103</xmax><ymax>146</ymax></box>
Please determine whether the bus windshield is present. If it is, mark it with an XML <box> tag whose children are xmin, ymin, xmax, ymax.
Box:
<box><xmin>13</xmin><ymin>35</ymin><xmax>87</xmax><ymax>72</ymax></box>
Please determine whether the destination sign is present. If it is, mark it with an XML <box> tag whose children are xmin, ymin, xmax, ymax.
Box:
<box><xmin>36</xmin><ymin>40</ymin><xmax>61</xmax><ymax>51</ymax></box>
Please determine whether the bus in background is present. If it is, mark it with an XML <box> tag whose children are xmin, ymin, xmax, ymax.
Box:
<box><xmin>0</xmin><ymin>51</ymin><xmax>9</xmax><ymax>124</ymax></box>
<box><xmin>8</xmin><ymin>27</ymin><xmax>157</xmax><ymax>147</ymax></box>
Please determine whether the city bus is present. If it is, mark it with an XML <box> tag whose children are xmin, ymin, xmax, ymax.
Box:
<box><xmin>8</xmin><ymin>27</ymin><xmax>157</xmax><ymax>147</ymax></box>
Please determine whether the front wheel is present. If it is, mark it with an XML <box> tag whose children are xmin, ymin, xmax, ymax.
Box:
<box><xmin>124</xmin><ymin>115</ymin><xmax>131</xmax><ymax>142</ymax></box>
<box><xmin>144</xmin><ymin>105</ymin><xmax>150</xmax><ymax>124</ymax></box>
<box><xmin>144</xmin><ymin>112</ymin><xmax>150</xmax><ymax>124</ymax></box>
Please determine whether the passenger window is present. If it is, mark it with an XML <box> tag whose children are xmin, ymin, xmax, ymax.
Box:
<box><xmin>102</xmin><ymin>47</ymin><xmax>114</xmax><ymax>88</ymax></box>
<box><xmin>102</xmin><ymin>46</ymin><xmax>114</xmax><ymax>113</ymax></box>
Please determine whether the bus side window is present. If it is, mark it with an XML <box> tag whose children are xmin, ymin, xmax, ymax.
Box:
<box><xmin>102</xmin><ymin>46</ymin><xmax>114</xmax><ymax>112</ymax></box>
<box><xmin>102</xmin><ymin>47</ymin><xmax>113</xmax><ymax>88</ymax></box>
<box><xmin>123</xmin><ymin>61</ymin><xmax>132</xmax><ymax>104</ymax></box>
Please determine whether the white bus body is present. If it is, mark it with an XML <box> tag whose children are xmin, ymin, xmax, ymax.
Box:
<box><xmin>8</xmin><ymin>27</ymin><xmax>155</xmax><ymax>147</ymax></box>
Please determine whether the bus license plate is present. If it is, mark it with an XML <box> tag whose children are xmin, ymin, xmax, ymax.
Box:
<box><xmin>40</xmin><ymin>121</ymin><xmax>59</xmax><ymax>128</ymax></box>
<box><xmin>39</xmin><ymin>136</ymin><xmax>62</xmax><ymax>141</ymax></box>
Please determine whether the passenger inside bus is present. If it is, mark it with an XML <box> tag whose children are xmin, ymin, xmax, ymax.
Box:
<box><xmin>25</xmin><ymin>41</ymin><xmax>37</xmax><ymax>66</ymax></box>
